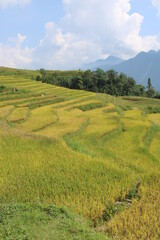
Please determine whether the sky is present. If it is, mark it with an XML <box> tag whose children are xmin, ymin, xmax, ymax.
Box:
<box><xmin>0</xmin><ymin>0</ymin><xmax>160</xmax><ymax>70</ymax></box>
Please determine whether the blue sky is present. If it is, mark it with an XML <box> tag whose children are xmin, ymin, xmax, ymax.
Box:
<box><xmin>0</xmin><ymin>1</ymin><xmax>64</xmax><ymax>47</ymax></box>
<box><xmin>0</xmin><ymin>0</ymin><xmax>160</xmax><ymax>69</ymax></box>
<box><xmin>130</xmin><ymin>0</ymin><xmax>160</xmax><ymax>36</ymax></box>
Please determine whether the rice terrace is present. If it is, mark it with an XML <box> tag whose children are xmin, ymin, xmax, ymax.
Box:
<box><xmin>0</xmin><ymin>67</ymin><xmax>160</xmax><ymax>239</ymax></box>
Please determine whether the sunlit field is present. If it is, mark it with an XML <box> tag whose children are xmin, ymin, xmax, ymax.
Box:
<box><xmin>0</xmin><ymin>67</ymin><xmax>160</xmax><ymax>239</ymax></box>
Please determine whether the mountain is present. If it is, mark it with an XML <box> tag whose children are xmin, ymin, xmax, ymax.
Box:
<box><xmin>83</xmin><ymin>50</ymin><xmax>160</xmax><ymax>90</ymax></box>
<box><xmin>108</xmin><ymin>50</ymin><xmax>160</xmax><ymax>90</ymax></box>
<box><xmin>82</xmin><ymin>56</ymin><xmax>124</xmax><ymax>71</ymax></box>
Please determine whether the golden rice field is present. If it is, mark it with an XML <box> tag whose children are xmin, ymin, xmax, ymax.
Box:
<box><xmin>0</xmin><ymin>68</ymin><xmax>160</xmax><ymax>239</ymax></box>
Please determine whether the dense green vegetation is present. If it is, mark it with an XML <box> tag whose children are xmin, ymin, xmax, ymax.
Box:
<box><xmin>0</xmin><ymin>204</ymin><xmax>108</xmax><ymax>240</ymax></box>
<box><xmin>36</xmin><ymin>68</ymin><xmax>160</xmax><ymax>98</ymax></box>
<box><xmin>0</xmin><ymin>67</ymin><xmax>160</xmax><ymax>239</ymax></box>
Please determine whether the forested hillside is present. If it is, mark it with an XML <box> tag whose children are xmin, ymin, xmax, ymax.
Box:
<box><xmin>36</xmin><ymin>68</ymin><xmax>160</xmax><ymax>98</ymax></box>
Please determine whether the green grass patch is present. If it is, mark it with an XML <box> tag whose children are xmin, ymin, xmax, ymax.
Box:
<box><xmin>145</xmin><ymin>106</ymin><xmax>160</xmax><ymax>114</ymax></box>
<box><xmin>77</xmin><ymin>102</ymin><xmax>105</xmax><ymax>111</ymax></box>
<box><xmin>143</xmin><ymin>124</ymin><xmax>160</xmax><ymax>149</ymax></box>
<box><xmin>0</xmin><ymin>204</ymin><xmax>109</xmax><ymax>240</ymax></box>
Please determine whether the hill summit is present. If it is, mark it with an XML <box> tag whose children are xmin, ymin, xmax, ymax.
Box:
<box><xmin>82</xmin><ymin>56</ymin><xmax>124</xmax><ymax>71</ymax></box>
<box><xmin>83</xmin><ymin>50</ymin><xmax>160</xmax><ymax>90</ymax></box>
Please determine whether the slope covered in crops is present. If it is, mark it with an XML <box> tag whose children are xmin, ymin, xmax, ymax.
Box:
<box><xmin>0</xmin><ymin>67</ymin><xmax>160</xmax><ymax>239</ymax></box>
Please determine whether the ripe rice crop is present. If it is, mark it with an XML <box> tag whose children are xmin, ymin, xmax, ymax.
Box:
<box><xmin>19</xmin><ymin>105</ymin><xmax>58</xmax><ymax>131</ymax></box>
<box><xmin>7</xmin><ymin>107</ymin><xmax>29</xmax><ymax>123</ymax></box>
<box><xmin>0</xmin><ymin>68</ymin><xmax>160</xmax><ymax>240</ymax></box>
<box><xmin>0</xmin><ymin>105</ymin><xmax>14</xmax><ymax>119</ymax></box>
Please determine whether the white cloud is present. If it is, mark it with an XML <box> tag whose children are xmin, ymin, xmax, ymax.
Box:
<box><xmin>32</xmin><ymin>22</ymin><xmax>104</xmax><ymax>69</ymax></box>
<box><xmin>0</xmin><ymin>0</ymin><xmax>30</xmax><ymax>8</ymax></box>
<box><xmin>152</xmin><ymin>0</ymin><xmax>160</xmax><ymax>16</ymax></box>
<box><xmin>0</xmin><ymin>0</ymin><xmax>160</xmax><ymax>69</ymax></box>
<box><xmin>0</xmin><ymin>34</ymin><xmax>33</xmax><ymax>68</ymax></box>
<box><xmin>61</xmin><ymin>0</ymin><xmax>160</xmax><ymax>57</ymax></box>
<box><xmin>32</xmin><ymin>0</ymin><xmax>160</xmax><ymax>69</ymax></box>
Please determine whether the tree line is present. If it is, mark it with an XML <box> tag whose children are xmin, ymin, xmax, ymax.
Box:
<box><xmin>36</xmin><ymin>68</ymin><xmax>160</xmax><ymax>98</ymax></box>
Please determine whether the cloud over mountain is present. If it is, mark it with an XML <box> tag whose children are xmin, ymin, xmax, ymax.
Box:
<box><xmin>31</xmin><ymin>0</ymin><xmax>160</xmax><ymax>69</ymax></box>
<box><xmin>0</xmin><ymin>0</ymin><xmax>160</xmax><ymax>69</ymax></box>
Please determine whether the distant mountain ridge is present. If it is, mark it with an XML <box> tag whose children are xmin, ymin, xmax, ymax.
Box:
<box><xmin>82</xmin><ymin>56</ymin><xmax>124</xmax><ymax>71</ymax></box>
<box><xmin>82</xmin><ymin>50</ymin><xmax>160</xmax><ymax>90</ymax></box>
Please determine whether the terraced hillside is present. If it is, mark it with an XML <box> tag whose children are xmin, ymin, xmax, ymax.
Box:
<box><xmin>0</xmin><ymin>68</ymin><xmax>160</xmax><ymax>239</ymax></box>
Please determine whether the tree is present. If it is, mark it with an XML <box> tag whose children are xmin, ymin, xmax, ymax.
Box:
<box><xmin>155</xmin><ymin>91</ymin><xmax>160</xmax><ymax>99</ymax></box>
<box><xmin>147</xmin><ymin>78</ymin><xmax>152</xmax><ymax>91</ymax></box>
<box><xmin>106</xmin><ymin>70</ymin><xmax>120</xmax><ymax>96</ymax></box>
<box><xmin>82</xmin><ymin>70</ymin><xmax>93</xmax><ymax>91</ymax></box>
<box><xmin>134</xmin><ymin>84</ymin><xmax>145</xmax><ymax>96</ymax></box>
<box><xmin>35</xmin><ymin>69</ymin><xmax>157</xmax><ymax>99</ymax></box>
<box><xmin>36</xmin><ymin>75</ymin><xmax>41</xmax><ymax>81</ymax></box>
<box><xmin>70</xmin><ymin>74</ymin><xmax>84</xmax><ymax>90</ymax></box>
<box><xmin>39</xmin><ymin>68</ymin><xmax>46</xmax><ymax>78</ymax></box>
<box><xmin>94</xmin><ymin>69</ymin><xmax>106</xmax><ymax>91</ymax></box>
<box><xmin>146</xmin><ymin>78</ymin><xmax>155</xmax><ymax>98</ymax></box>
